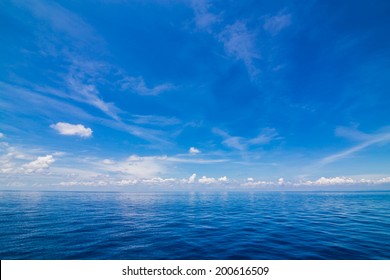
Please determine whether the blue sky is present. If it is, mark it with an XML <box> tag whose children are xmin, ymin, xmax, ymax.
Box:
<box><xmin>1</xmin><ymin>0</ymin><xmax>390</xmax><ymax>190</ymax></box>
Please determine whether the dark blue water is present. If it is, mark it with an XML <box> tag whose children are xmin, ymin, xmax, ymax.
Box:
<box><xmin>1</xmin><ymin>191</ymin><xmax>389</xmax><ymax>259</ymax></box>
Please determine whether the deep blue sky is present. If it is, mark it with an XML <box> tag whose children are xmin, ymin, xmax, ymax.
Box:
<box><xmin>1</xmin><ymin>0</ymin><xmax>390</xmax><ymax>190</ymax></box>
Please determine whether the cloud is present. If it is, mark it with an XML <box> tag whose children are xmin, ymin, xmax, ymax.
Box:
<box><xmin>198</xmin><ymin>175</ymin><xmax>228</xmax><ymax>184</ymax></box>
<box><xmin>102</xmin><ymin>159</ymin><xmax>114</xmax><ymax>165</ymax></box>
<box><xmin>23</xmin><ymin>155</ymin><xmax>55</xmax><ymax>173</ymax></box>
<box><xmin>189</xmin><ymin>147</ymin><xmax>201</xmax><ymax>155</ymax></box>
<box><xmin>188</xmin><ymin>173</ymin><xmax>197</xmax><ymax>183</ymax></box>
<box><xmin>0</xmin><ymin>143</ymin><xmax>58</xmax><ymax>175</ymax></box>
<box><xmin>189</xmin><ymin>2</ymin><xmax>259</xmax><ymax>77</ymax></box>
<box><xmin>66</xmin><ymin>76</ymin><xmax>121</xmax><ymax>120</ymax></box>
<box><xmin>320</xmin><ymin>127</ymin><xmax>390</xmax><ymax>165</ymax></box>
<box><xmin>97</xmin><ymin>155</ymin><xmax>166</xmax><ymax>178</ymax></box>
<box><xmin>131</xmin><ymin>115</ymin><xmax>180</xmax><ymax>126</ymax></box>
<box><xmin>335</xmin><ymin>126</ymin><xmax>371</xmax><ymax>142</ymax></box>
<box><xmin>51</xmin><ymin>122</ymin><xmax>93</xmax><ymax>138</ymax></box>
<box><xmin>17</xmin><ymin>0</ymin><xmax>103</xmax><ymax>47</ymax></box>
<box><xmin>218</xmin><ymin>21</ymin><xmax>260</xmax><ymax>77</ymax></box>
<box><xmin>218</xmin><ymin>176</ymin><xmax>228</xmax><ymax>182</ymax></box>
<box><xmin>213</xmin><ymin>127</ymin><xmax>278</xmax><ymax>151</ymax></box>
<box><xmin>120</xmin><ymin>76</ymin><xmax>175</xmax><ymax>96</ymax></box>
<box><xmin>191</xmin><ymin>0</ymin><xmax>220</xmax><ymax>30</ymax></box>
<box><xmin>0</xmin><ymin>133</ymin><xmax>4</xmax><ymax>139</ymax></box>
<box><xmin>242</xmin><ymin>179</ymin><xmax>275</xmax><ymax>187</ymax></box>
<box><xmin>198</xmin><ymin>176</ymin><xmax>217</xmax><ymax>184</ymax></box>
<box><xmin>248</xmin><ymin>128</ymin><xmax>279</xmax><ymax>145</ymax></box>
<box><xmin>263</xmin><ymin>12</ymin><xmax>291</xmax><ymax>35</ymax></box>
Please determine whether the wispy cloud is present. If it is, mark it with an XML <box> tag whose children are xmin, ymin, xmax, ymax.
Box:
<box><xmin>96</xmin><ymin>155</ymin><xmax>166</xmax><ymax>179</ymax></box>
<box><xmin>15</xmin><ymin>0</ymin><xmax>104</xmax><ymax>48</ymax></box>
<box><xmin>120</xmin><ymin>76</ymin><xmax>175</xmax><ymax>96</ymax></box>
<box><xmin>263</xmin><ymin>12</ymin><xmax>291</xmax><ymax>35</ymax></box>
<box><xmin>320</xmin><ymin>127</ymin><xmax>390</xmax><ymax>165</ymax></box>
<box><xmin>188</xmin><ymin>2</ymin><xmax>260</xmax><ymax>78</ymax></box>
<box><xmin>191</xmin><ymin>0</ymin><xmax>221</xmax><ymax>31</ymax></box>
<box><xmin>51</xmin><ymin>122</ymin><xmax>93</xmax><ymax>138</ymax></box>
<box><xmin>213</xmin><ymin>127</ymin><xmax>278</xmax><ymax>151</ymax></box>
<box><xmin>218</xmin><ymin>21</ymin><xmax>260</xmax><ymax>78</ymax></box>
<box><xmin>130</xmin><ymin>115</ymin><xmax>180</xmax><ymax>126</ymax></box>
<box><xmin>65</xmin><ymin>75</ymin><xmax>121</xmax><ymax>120</ymax></box>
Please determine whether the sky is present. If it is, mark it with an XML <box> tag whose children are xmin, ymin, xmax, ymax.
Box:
<box><xmin>1</xmin><ymin>0</ymin><xmax>390</xmax><ymax>191</ymax></box>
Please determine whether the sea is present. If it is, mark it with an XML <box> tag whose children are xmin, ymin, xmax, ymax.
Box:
<box><xmin>0</xmin><ymin>190</ymin><xmax>389</xmax><ymax>260</ymax></box>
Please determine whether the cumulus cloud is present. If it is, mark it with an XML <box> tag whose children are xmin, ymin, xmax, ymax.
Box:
<box><xmin>218</xmin><ymin>176</ymin><xmax>228</xmax><ymax>182</ymax></box>
<box><xmin>263</xmin><ymin>12</ymin><xmax>291</xmax><ymax>35</ymax></box>
<box><xmin>301</xmin><ymin>176</ymin><xmax>390</xmax><ymax>186</ymax></box>
<box><xmin>188</xmin><ymin>173</ymin><xmax>197</xmax><ymax>183</ymax></box>
<box><xmin>198</xmin><ymin>176</ymin><xmax>217</xmax><ymax>184</ymax></box>
<box><xmin>51</xmin><ymin>122</ymin><xmax>92</xmax><ymax>138</ymax></box>
<box><xmin>198</xmin><ymin>175</ymin><xmax>228</xmax><ymax>184</ymax></box>
<box><xmin>23</xmin><ymin>155</ymin><xmax>55</xmax><ymax>173</ymax></box>
<box><xmin>189</xmin><ymin>147</ymin><xmax>201</xmax><ymax>155</ymax></box>
<box><xmin>242</xmin><ymin>179</ymin><xmax>274</xmax><ymax>187</ymax></box>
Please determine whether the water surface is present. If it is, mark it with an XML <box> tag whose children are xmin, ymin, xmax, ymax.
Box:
<box><xmin>1</xmin><ymin>191</ymin><xmax>389</xmax><ymax>259</ymax></box>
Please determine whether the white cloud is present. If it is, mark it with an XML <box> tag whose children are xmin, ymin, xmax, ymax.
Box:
<box><xmin>218</xmin><ymin>176</ymin><xmax>228</xmax><ymax>182</ymax></box>
<box><xmin>0</xmin><ymin>133</ymin><xmax>4</xmax><ymax>139</ymax></box>
<box><xmin>198</xmin><ymin>175</ymin><xmax>228</xmax><ymax>184</ymax></box>
<box><xmin>198</xmin><ymin>176</ymin><xmax>217</xmax><ymax>184</ymax></box>
<box><xmin>97</xmin><ymin>155</ymin><xmax>166</xmax><ymax>179</ymax></box>
<box><xmin>188</xmin><ymin>173</ymin><xmax>197</xmax><ymax>183</ymax></box>
<box><xmin>23</xmin><ymin>155</ymin><xmax>55</xmax><ymax>173</ymax></box>
<box><xmin>263</xmin><ymin>13</ymin><xmax>291</xmax><ymax>35</ymax></box>
<box><xmin>51</xmin><ymin>122</ymin><xmax>92</xmax><ymax>138</ymax></box>
<box><xmin>301</xmin><ymin>176</ymin><xmax>390</xmax><ymax>186</ymax></box>
<box><xmin>242</xmin><ymin>179</ymin><xmax>274</xmax><ymax>187</ymax></box>
<box><xmin>102</xmin><ymin>159</ymin><xmax>114</xmax><ymax>165</ymax></box>
<box><xmin>278</xmin><ymin>177</ymin><xmax>285</xmax><ymax>185</ymax></box>
<box><xmin>120</xmin><ymin>76</ymin><xmax>175</xmax><ymax>96</ymax></box>
<box><xmin>189</xmin><ymin>147</ymin><xmax>201</xmax><ymax>155</ymax></box>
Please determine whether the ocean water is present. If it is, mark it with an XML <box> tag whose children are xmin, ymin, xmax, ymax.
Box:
<box><xmin>0</xmin><ymin>190</ymin><xmax>389</xmax><ymax>260</ymax></box>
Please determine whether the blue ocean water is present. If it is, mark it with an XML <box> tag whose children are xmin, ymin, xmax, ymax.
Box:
<box><xmin>0</xmin><ymin>190</ymin><xmax>389</xmax><ymax>260</ymax></box>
